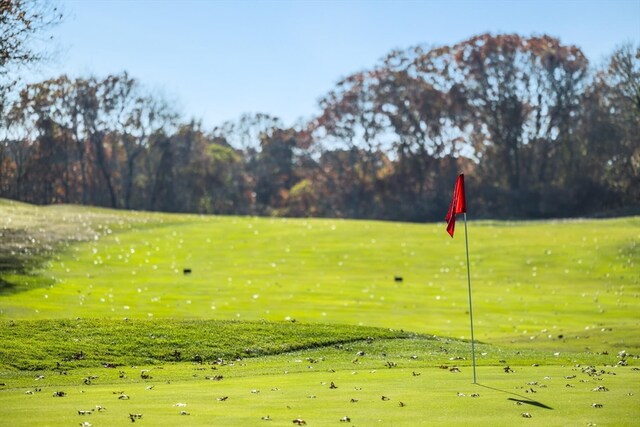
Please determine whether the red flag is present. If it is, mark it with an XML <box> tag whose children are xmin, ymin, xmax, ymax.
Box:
<box><xmin>445</xmin><ymin>174</ymin><xmax>466</xmax><ymax>237</ymax></box>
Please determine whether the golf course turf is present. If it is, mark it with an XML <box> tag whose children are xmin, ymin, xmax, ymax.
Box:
<box><xmin>0</xmin><ymin>199</ymin><xmax>638</xmax><ymax>425</ymax></box>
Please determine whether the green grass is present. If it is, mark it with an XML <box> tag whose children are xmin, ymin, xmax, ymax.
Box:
<box><xmin>1</xmin><ymin>201</ymin><xmax>638</xmax><ymax>352</ymax></box>
<box><xmin>2</xmin><ymin>318</ymin><xmax>624</xmax><ymax>373</ymax></box>
<box><xmin>1</xmin><ymin>320</ymin><xmax>638</xmax><ymax>426</ymax></box>
<box><xmin>0</xmin><ymin>318</ymin><xmax>409</xmax><ymax>371</ymax></box>
<box><xmin>1</xmin><ymin>199</ymin><xmax>639</xmax><ymax>425</ymax></box>
<box><xmin>1</xmin><ymin>342</ymin><xmax>638</xmax><ymax>426</ymax></box>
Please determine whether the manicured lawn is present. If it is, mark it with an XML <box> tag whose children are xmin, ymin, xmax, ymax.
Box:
<box><xmin>1</xmin><ymin>341</ymin><xmax>638</xmax><ymax>426</ymax></box>
<box><xmin>0</xmin><ymin>200</ymin><xmax>639</xmax><ymax>425</ymax></box>
<box><xmin>1</xmin><ymin>203</ymin><xmax>638</xmax><ymax>352</ymax></box>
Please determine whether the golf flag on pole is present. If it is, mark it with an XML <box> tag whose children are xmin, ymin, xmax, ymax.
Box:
<box><xmin>445</xmin><ymin>172</ymin><xmax>477</xmax><ymax>383</ymax></box>
<box><xmin>445</xmin><ymin>174</ymin><xmax>466</xmax><ymax>237</ymax></box>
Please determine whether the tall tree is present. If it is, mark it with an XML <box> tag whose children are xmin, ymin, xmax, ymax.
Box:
<box><xmin>315</xmin><ymin>71</ymin><xmax>389</xmax><ymax>218</ymax></box>
<box><xmin>100</xmin><ymin>72</ymin><xmax>176</xmax><ymax>209</ymax></box>
<box><xmin>579</xmin><ymin>44</ymin><xmax>640</xmax><ymax>209</ymax></box>
<box><xmin>1</xmin><ymin>0</ymin><xmax>62</xmax><ymax>120</ymax></box>
<box><xmin>253</xmin><ymin>127</ymin><xmax>309</xmax><ymax>213</ymax></box>
<box><xmin>432</xmin><ymin>34</ymin><xmax>589</xmax><ymax>216</ymax></box>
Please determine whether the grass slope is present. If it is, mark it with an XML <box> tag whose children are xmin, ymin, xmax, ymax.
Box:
<box><xmin>1</xmin><ymin>200</ymin><xmax>639</xmax><ymax>425</ymax></box>
<box><xmin>0</xmin><ymin>319</ymin><xmax>408</xmax><ymax>370</ymax></box>
<box><xmin>1</xmin><ymin>200</ymin><xmax>638</xmax><ymax>353</ymax></box>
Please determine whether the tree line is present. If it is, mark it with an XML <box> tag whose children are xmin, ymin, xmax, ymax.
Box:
<box><xmin>1</xmin><ymin>33</ymin><xmax>638</xmax><ymax>221</ymax></box>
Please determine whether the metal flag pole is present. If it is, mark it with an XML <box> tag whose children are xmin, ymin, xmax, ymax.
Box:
<box><xmin>463</xmin><ymin>212</ymin><xmax>477</xmax><ymax>384</ymax></box>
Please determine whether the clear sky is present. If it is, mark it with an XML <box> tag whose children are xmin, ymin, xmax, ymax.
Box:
<box><xmin>23</xmin><ymin>0</ymin><xmax>640</xmax><ymax>129</ymax></box>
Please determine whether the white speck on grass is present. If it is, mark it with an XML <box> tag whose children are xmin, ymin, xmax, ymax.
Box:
<box><xmin>124</xmin><ymin>306</ymin><xmax>130</xmax><ymax>310</ymax></box>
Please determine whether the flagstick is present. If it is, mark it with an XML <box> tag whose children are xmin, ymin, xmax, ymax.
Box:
<box><xmin>463</xmin><ymin>212</ymin><xmax>477</xmax><ymax>384</ymax></box>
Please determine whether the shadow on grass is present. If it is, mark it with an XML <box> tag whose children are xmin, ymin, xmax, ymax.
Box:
<box><xmin>0</xmin><ymin>278</ymin><xmax>18</xmax><ymax>295</ymax></box>
<box><xmin>476</xmin><ymin>384</ymin><xmax>554</xmax><ymax>410</ymax></box>
<box><xmin>0</xmin><ymin>228</ymin><xmax>51</xmax><ymax>296</ymax></box>
<box><xmin>0</xmin><ymin>274</ymin><xmax>54</xmax><ymax>296</ymax></box>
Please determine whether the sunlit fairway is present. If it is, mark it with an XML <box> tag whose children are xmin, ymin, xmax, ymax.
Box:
<box><xmin>2</xmin><ymin>200</ymin><xmax>638</xmax><ymax>352</ymax></box>
<box><xmin>1</xmin><ymin>199</ymin><xmax>639</xmax><ymax>425</ymax></box>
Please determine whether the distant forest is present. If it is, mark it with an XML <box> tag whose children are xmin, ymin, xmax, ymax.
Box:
<box><xmin>1</xmin><ymin>32</ymin><xmax>639</xmax><ymax>221</ymax></box>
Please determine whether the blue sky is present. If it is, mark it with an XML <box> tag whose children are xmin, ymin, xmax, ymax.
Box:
<box><xmin>25</xmin><ymin>0</ymin><xmax>640</xmax><ymax>129</ymax></box>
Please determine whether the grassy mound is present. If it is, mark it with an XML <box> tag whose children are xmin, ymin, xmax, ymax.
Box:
<box><xmin>3</xmin><ymin>317</ymin><xmax>623</xmax><ymax>373</ymax></box>
<box><xmin>0</xmin><ymin>318</ymin><xmax>409</xmax><ymax>370</ymax></box>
